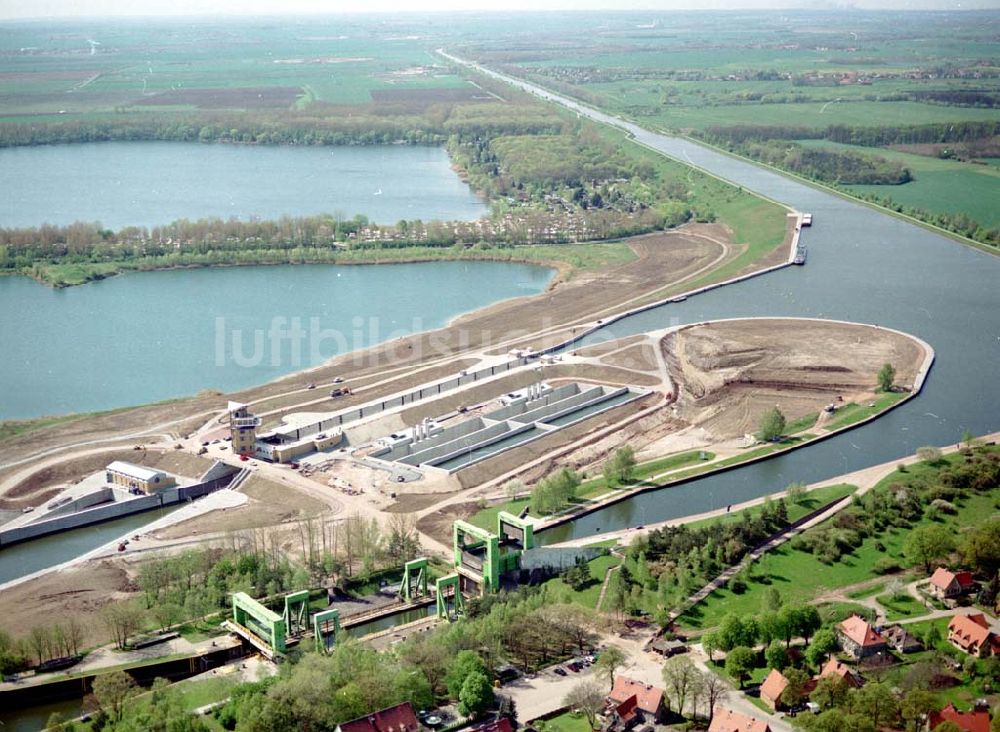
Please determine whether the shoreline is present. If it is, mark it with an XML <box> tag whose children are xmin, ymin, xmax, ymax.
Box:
<box><xmin>1</xmin><ymin>244</ymin><xmax>579</xmax><ymax>290</ymax></box>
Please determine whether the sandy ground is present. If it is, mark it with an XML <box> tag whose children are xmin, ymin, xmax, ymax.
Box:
<box><xmin>153</xmin><ymin>474</ymin><xmax>330</xmax><ymax>539</ymax></box>
<box><xmin>664</xmin><ymin>318</ymin><xmax>925</xmax><ymax>439</ymax></box>
<box><xmin>0</xmin><ymin>560</ymin><xmax>135</xmax><ymax>647</ymax></box>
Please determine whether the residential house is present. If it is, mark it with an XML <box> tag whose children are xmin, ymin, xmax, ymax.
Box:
<box><xmin>883</xmin><ymin>625</ymin><xmax>923</xmax><ymax>654</ymax></box>
<box><xmin>336</xmin><ymin>702</ymin><xmax>420</xmax><ymax>732</ymax></box>
<box><xmin>819</xmin><ymin>658</ymin><xmax>862</xmax><ymax>689</ymax></box>
<box><xmin>605</xmin><ymin>677</ymin><xmax>667</xmax><ymax>730</ymax></box>
<box><xmin>928</xmin><ymin>703</ymin><xmax>991</xmax><ymax>732</ymax></box>
<box><xmin>708</xmin><ymin>707</ymin><xmax>772</xmax><ymax>732</ymax></box>
<box><xmin>929</xmin><ymin>568</ymin><xmax>977</xmax><ymax>601</ymax></box>
<box><xmin>948</xmin><ymin>613</ymin><xmax>997</xmax><ymax>658</ymax></box>
<box><xmin>838</xmin><ymin>615</ymin><xmax>889</xmax><ymax>660</ymax></box>
<box><xmin>759</xmin><ymin>669</ymin><xmax>790</xmax><ymax>711</ymax></box>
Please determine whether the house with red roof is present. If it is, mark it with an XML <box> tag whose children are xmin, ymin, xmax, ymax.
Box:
<box><xmin>604</xmin><ymin>676</ymin><xmax>666</xmax><ymax>730</ymax></box>
<box><xmin>838</xmin><ymin>615</ymin><xmax>888</xmax><ymax>660</ymax></box>
<box><xmin>928</xmin><ymin>703</ymin><xmax>991</xmax><ymax>732</ymax></box>
<box><xmin>759</xmin><ymin>669</ymin><xmax>790</xmax><ymax>711</ymax></box>
<box><xmin>948</xmin><ymin>613</ymin><xmax>997</xmax><ymax>658</ymax></box>
<box><xmin>708</xmin><ymin>707</ymin><xmax>772</xmax><ymax>732</ymax></box>
<box><xmin>336</xmin><ymin>702</ymin><xmax>420</xmax><ymax>732</ymax></box>
<box><xmin>818</xmin><ymin>658</ymin><xmax>862</xmax><ymax>689</ymax></box>
<box><xmin>929</xmin><ymin>568</ymin><xmax>977</xmax><ymax>602</ymax></box>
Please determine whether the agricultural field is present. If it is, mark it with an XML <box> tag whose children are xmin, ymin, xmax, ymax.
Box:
<box><xmin>0</xmin><ymin>17</ymin><xmax>478</xmax><ymax>120</ymax></box>
<box><xmin>462</xmin><ymin>10</ymin><xmax>1000</xmax><ymax>248</ymax></box>
<box><xmin>799</xmin><ymin>139</ymin><xmax>1000</xmax><ymax>229</ymax></box>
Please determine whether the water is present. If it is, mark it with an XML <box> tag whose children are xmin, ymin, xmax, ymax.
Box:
<box><xmin>344</xmin><ymin>604</ymin><xmax>436</xmax><ymax>637</ymax></box>
<box><xmin>0</xmin><ymin>506</ymin><xmax>176</xmax><ymax>584</ymax></box>
<box><xmin>462</xmin><ymin>61</ymin><xmax>1000</xmax><ymax>543</ymax></box>
<box><xmin>0</xmin><ymin>142</ymin><xmax>488</xmax><ymax>229</ymax></box>
<box><xmin>0</xmin><ymin>698</ymin><xmax>85</xmax><ymax>732</ymax></box>
<box><xmin>0</xmin><ymin>261</ymin><xmax>553</xmax><ymax>419</ymax></box>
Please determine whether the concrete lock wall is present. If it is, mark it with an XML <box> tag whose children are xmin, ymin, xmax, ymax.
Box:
<box><xmin>515</xmin><ymin>386</ymin><xmax>607</xmax><ymax>424</ymax></box>
<box><xmin>379</xmin><ymin>418</ymin><xmax>487</xmax><ymax>462</ymax></box>
<box><xmin>483</xmin><ymin>383</ymin><xmax>580</xmax><ymax>422</ymax></box>
<box><xmin>402</xmin><ymin>421</ymin><xmax>515</xmax><ymax>466</ymax></box>
<box><xmin>268</xmin><ymin>357</ymin><xmax>533</xmax><ymax>448</ymax></box>
<box><xmin>424</xmin><ymin>422</ymin><xmax>537</xmax><ymax>468</ymax></box>
<box><xmin>40</xmin><ymin>487</ymin><xmax>115</xmax><ymax>519</ymax></box>
<box><xmin>0</xmin><ymin>473</ymin><xmax>238</xmax><ymax>548</ymax></box>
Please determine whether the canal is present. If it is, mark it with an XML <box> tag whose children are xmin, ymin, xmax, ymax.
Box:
<box><xmin>452</xmin><ymin>57</ymin><xmax>1000</xmax><ymax>543</ymax></box>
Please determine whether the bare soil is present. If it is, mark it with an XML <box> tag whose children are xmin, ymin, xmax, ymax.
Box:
<box><xmin>599</xmin><ymin>344</ymin><xmax>660</xmax><ymax>373</ymax></box>
<box><xmin>663</xmin><ymin>319</ymin><xmax>925</xmax><ymax>439</ymax></box>
<box><xmin>0</xmin><ymin>560</ymin><xmax>136</xmax><ymax>648</ymax></box>
<box><xmin>153</xmin><ymin>475</ymin><xmax>330</xmax><ymax>539</ymax></box>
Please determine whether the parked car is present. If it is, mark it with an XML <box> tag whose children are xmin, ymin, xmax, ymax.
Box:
<box><xmin>553</xmin><ymin>667</ymin><xmax>567</xmax><ymax>677</ymax></box>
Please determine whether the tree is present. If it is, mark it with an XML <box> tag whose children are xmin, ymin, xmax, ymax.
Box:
<box><xmin>603</xmin><ymin>447</ymin><xmax>637</xmax><ymax>486</ymax></box>
<box><xmin>904</xmin><ymin>524</ymin><xmax>956</xmax><ymax>573</ymax></box>
<box><xmin>806</xmin><ymin>627</ymin><xmax>839</xmax><ymax>668</ymax></box>
<box><xmin>786</xmin><ymin>482</ymin><xmax>807</xmax><ymax>505</ymax></box>
<box><xmin>811</xmin><ymin>675</ymin><xmax>849</xmax><ymax>710</ymax></box>
<box><xmin>877</xmin><ymin>363</ymin><xmax>896</xmax><ymax>392</ymax></box>
<box><xmin>153</xmin><ymin>601</ymin><xmax>183</xmax><ymax>632</ymax></box>
<box><xmin>700</xmin><ymin>670</ymin><xmax>729</xmax><ymax>725</ymax></box>
<box><xmin>779</xmin><ymin>668</ymin><xmax>811</xmax><ymax>708</ymax></box>
<box><xmin>564</xmin><ymin>680</ymin><xmax>606</xmax><ymax>729</ymax></box>
<box><xmin>92</xmin><ymin>670</ymin><xmax>138</xmax><ymax>723</ymax></box>
<box><xmin>852</xmin><ymin>682</ymin><xmax>899</xmax><ymax>730</ymax></box>
<box><xmin>594</xmin><ymin>645</ymin><xmax>626</xmax><ymax>690</ymax></box>
<box><xmin>765</xmin><ymin>641</ymin><xmax>788</xmax><ymax>671</ymax></box>
<box><xmin>962</xmin><ymin>519</ymin><xmax>1000</xmax><ymax>577</ymax></box>
<box><xmin>916</xmin><ymin>446</ymin><xmax>942</xmax><ymax>464</ymax></box>
<box><xmin>900</xmin><ymin>689</ymin><xmax>937</xmax><ymax>732</ymax></box>
<box><xmin>446</xmin><ymin>650</ymin><xmax>488</xmax><ymax>699</ymax></box>
<box><xmin>702</xmin><ymin>632</ymin><xmax>718</xmax><ymax>664</ymax></box>
<box><xmin>757</xmin><ymin>407</ymin><xmax>786</xmax><ymax>442</ymax></box>
<box><xmin>724</xmin><ymin>646</ymin><xmax>756</xmax><ymax>688</ymax></box>
<box><xmin>101</xmin><ymin>603</ymin><xmax>145</xmax><ymax>650</ymax></box>
<box><xmin>716</xmin><ymin>613</ymin><xmax>758</xmax><ymax>651</ymax></box>
<box><xmin>458</xmin><ymin>671</ymin><xmax>494</xmax><ymax>719</ymax></box>
<box><xmin>662</xmin><ymin>656</ymin><xmax>698</xmax><ymax>716</ymax></box>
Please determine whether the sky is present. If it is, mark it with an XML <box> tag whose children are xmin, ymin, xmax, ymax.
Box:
<box><xmin>1</xmin><ymin>0</ymin><xmax>997</xmax><ymax>18</ymax></box>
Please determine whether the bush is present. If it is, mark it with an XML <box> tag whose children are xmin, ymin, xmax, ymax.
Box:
<box><xmin>730</xmin><ymin>576</ymin><xmax>748</xmax><ymax>594</ymax></box>
<box><xmin>874</xmin><ymin>557</ymin><xmax>903</xmax><ymax>575</ymax></box>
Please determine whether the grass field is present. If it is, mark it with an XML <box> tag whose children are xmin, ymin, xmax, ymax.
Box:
<box><xmin>684</xmin><ymin>483</ymin><xmax>856</xmax><ymax>531</ymax></box>
<box><xmin>542</xmin><ymin>553</ymin><xmax>621</xmax><ymax>609</ymax></box>
<box><xmin>679</xmin><ymin>451</ymin><xmax>999</xmax><ymax>630</ymax></box>
<box><xmin>796</xmin><ymin>140</ymin><xmax>1000</xmax><ymax>229</ymax></box>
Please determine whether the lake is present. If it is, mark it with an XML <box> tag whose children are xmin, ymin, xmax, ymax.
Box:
<box><xmin>0</xmin><ymin>142</ymin><xmax>488</xmax><ymax>229</ymax></box>
<box><xmin>0</xmin><ymin>261</ymin><xmax>553</xmax><ymax>419</ymax></box>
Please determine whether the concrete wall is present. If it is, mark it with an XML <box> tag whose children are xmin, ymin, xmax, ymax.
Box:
<box><xmin>403</xmin><ymin>421</ymin><xmax>516</xmax><ymax>466</ymax></box>
<box><xmin>267</xmin><ymin>357</ymin><xmax>533</xmax><ymax>447</ymax></box>
<box><xmin>0</xmin><ymin>473</ymin><xmax>238</xmax><ymax>548</ymax></box>
<box><xmin>515</xmin><ymin>386</ymin><xmax>607</xmax><ymax>424</ymax></box>
<box><xmin>379</xmin><ymin>418</ymin><xmax>487</xmax><ymax>462</ymax></box>
<box><xmin>38</xmin><ymin>488</ymin><xmax>114</xmax><ymax>519</ymax></box>
<box><xmin>424</xmin><ymin>422</ymin><xmax>538</xmax><ymax>468</ymax></box>
<box><xmin>483</xmin><ymin>383</ymin><xmax>580</xmax><ymax>422</ymax></box>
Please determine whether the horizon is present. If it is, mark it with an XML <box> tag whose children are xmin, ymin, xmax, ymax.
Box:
<box><xmin>4</xmin><ymin>0</ymin><xmax>1000</xmax><ymax>21</ymax></box>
